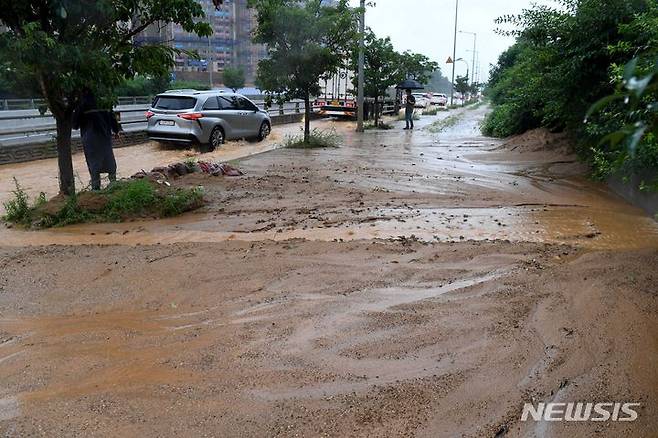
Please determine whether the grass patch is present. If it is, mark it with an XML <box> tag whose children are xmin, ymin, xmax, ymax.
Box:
<box><xmin>284</xmin><ymin>128</ymin><xmax>341</xmax><ymax>149</ymax></box>
<box><xmin>2</xmin><ymin>178</ymin><xmax>204</xmax><ymax>229</ymax></box>
<box><xmin>426</xmin><ymin>113</ymin><xmax>463</xmax><ymax>133</ymax></box>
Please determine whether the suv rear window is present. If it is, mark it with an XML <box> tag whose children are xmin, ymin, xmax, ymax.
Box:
<box><xmin>153</xmin><ymin>96</ymin><xmax>197</xmax><ymax>110</ymax></box>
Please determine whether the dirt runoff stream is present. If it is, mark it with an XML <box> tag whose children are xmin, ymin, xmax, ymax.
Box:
<box><xmin>0</xmin><ymin>105</ymin><xmax>657</xmax><ymax>437</ymax></box>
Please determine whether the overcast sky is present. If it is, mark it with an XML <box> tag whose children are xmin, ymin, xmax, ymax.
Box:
<box><xmin>348</xmin><ymin>0</ymin><xmax>556</xmax><ymax>82</ymax></box>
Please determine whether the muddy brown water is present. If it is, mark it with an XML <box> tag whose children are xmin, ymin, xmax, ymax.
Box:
<box><xmin>1</xmin><ymin>106</ymin><xmax>658</xmax><ymax>437</ymax></box>
<box><xmin>0</xmin><ymin>120</ymin><xmax>319</xmax><ymax>207</ymax></box>
<box><xmin>1</xmin><ymin>107</ymin><xmax>656</xmax><ymax>250</ymax></box>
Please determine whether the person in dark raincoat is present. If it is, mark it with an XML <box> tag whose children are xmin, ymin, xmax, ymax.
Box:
<box><xmin>403</xmin><ymin>89</ymin><xmax>416</xmax><ymax>130</ymax></box>
<box><xmin>72</xmin><ymin>89</ymin><xmax>121</xmax><ymax>190</ymax></box>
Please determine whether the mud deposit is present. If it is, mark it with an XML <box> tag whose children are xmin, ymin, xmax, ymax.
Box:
<box><xmin>1</xmin><ymin>106</ymin><xmax>657</xmax><ymax>437</ymax></box>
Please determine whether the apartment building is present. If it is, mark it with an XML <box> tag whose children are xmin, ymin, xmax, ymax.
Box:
<box><xmin>134</xmin><ymin>0</ymin><xmax>266</xmax><ymax>86</ymax></box>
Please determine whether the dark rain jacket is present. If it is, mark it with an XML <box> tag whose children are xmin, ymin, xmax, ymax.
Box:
<box><xmin>72</xmin><ymin>94</ymin><xmax>120</xmax><ymax>176</ymax></box>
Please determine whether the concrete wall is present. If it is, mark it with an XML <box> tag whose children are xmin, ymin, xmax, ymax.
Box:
<box><xmin>608</xmin><ymin>170</ymin><xmax>658</xmax><ymax>219</ymax></box>
<box><xmin>0</xmin><ymin>113</ymin><xmax>304</xmax><ymax>166</ymax></box>
<box><xmin>0</xmin><ymin>131</ymin><xmax>149</xmax><ymax>166</ymax></box>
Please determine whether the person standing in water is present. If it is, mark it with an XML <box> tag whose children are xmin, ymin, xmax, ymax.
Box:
<box><xmin>72</xmin><ymin>89</ymin><xmax>122</xmax><ymax>190</ymax></box>
<box><xmin>403</xmin><ymin>89</ymin><xmax>416</xmax><ymax>130</ymax></box>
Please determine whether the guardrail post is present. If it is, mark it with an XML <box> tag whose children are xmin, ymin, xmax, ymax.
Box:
<box><xmin>133</xmin><ymin>97</ymin><xmax>137</xmax><ymax>105</ymax></box>
<box><xmin>279</xmin><ymin>103</ymin><xmax>284</xmax><ymax>116</ymax></box>
<box><xmin>295</xmin><ymin>102</ymin><xmax>300</xmax><ymax>113</ymax></box>
<box><xmin>2</xmin><ymin>100</ymin><xmax>7</xmax><ymax>111</ymax></box>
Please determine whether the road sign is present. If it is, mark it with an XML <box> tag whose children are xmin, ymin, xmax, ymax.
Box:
<box><xmin>446</xmin><ymin>56</ymin><xmax>453</xmax><ymax>64</ymax></box>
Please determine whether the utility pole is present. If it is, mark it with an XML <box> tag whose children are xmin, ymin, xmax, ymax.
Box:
<box><xmin>450</xmin><ymin>0</ymin><xmax>459</xmax><ymax>106</ymax></box>
<box><xmin>356</xmin><ymin>0</ymin><xmax>365</xmax><ymax>132</ymax></box>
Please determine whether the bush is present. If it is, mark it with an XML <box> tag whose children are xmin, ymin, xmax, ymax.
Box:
<box><xmin>482</xmin><ymin>103</ymin><xmax>529</xmax><ymax>137</ymax></box>
<box><xmin>283</xmin><ymin>128</ymin><xmax>342</xmax><ymax>149</ymax></box>
<box><xmin>484</xmin><ymin>0</ymin><xmax>657</xmax><ymax>186</ymax></box>
<box><xmin>115</xmin><ymin>75</ymin><xmax>171</xmax><ymax>96</ymax></box>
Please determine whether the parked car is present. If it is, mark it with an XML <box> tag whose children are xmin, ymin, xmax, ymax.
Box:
<box><xmin>429</xmin><ymin>93</ymin><xmax>448</xmax><ymax>107</ymax></box>
<box><xmin>146</xmin><ymin>90</ymin><xmax>271</xmax><ymax>151</ymax></box>
<box><xmin>411</xmin><ymin>93</ymin><xmax>430</xmax><ymax>109</ymax></box>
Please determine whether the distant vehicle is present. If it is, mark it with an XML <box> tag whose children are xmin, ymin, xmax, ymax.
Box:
<box><xmin>429</xmin><ymin>93</ymin><xmax>448</xmax><ymax>107</ymax></box>
<box><xmin>314</xmin><ymin>68</ymin><xmax>357</xmax><ymax>118</ymax></box>
<box><xmin>314</xmin><ymin>68</ymin><xmax>397</xmax><ymax>119</ymax></box>
<box><xmin>146</xmin><ymin>90</ymin><xmax>271</xmax><ymax>151</ymax></box>
<box><xmin>411</xmin><ymin>93</ymin><xmax>430</xmax><ymax>109</ymax></box>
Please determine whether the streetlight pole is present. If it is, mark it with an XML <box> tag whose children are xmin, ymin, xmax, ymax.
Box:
<box><xmin>456</xmin><ymin>58</ymin><xmax>469</xmax><ymax>81</ymax></box>
<box><xmin>459</xmin><ymin>31</ymin><xmax>477</xmax><ymax>86</ymax></box>
<box><xmin>450</xmin><ymin>0</ymin><xmax>458</xmax><ymax>106</ymax></box>
<box><xmin>356</xmin><ymin>0</ymin><xmax>365</xmax><ymax>132</ymax></box>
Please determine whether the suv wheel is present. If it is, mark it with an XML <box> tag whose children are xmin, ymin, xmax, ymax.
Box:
<box><xmin>208</xmin><ymin>126</ymin><xmax>224</xmax><ymax>151</ymax></box>
<box><xmin>257</xmin><ymin>121</ymin><xmax>271</xmax><ymax>141</ymax></box>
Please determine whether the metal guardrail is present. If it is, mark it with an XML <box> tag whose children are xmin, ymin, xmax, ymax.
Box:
<box><xmin>0</xmin><ymin>100</ymin><xmax>306</xmax><ymax>146</ymax></box>
<box><xmin>0</xmin><ymin>96</ymin><xmax>154</xmax><ymax>111</ymax></box>
<box><xmin>0</xmin><ymin>98</ymin><xmax>47</xmax><ymax>111</ymax></box>
<box><xmin>0</xmin><ymin>97</ymin><xmax>399</xmax><ymax>147</ymax></box>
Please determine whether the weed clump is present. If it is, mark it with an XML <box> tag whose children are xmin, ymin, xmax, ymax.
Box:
<box><xmin>284</xmin><ymin>128</ymin><xmax>341</xmax><ymax>149</ymax></box>
<box><xmin>3</xmin><ymin>178</ymin><xmax>31</xmax><ymax>225</ymax></box>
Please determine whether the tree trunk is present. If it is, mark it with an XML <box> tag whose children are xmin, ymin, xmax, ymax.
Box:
<box><xmin>304</xmin><ymin>93</ymin><xmax>311</xmax><ymax>143</ymax></box>
<box><xmin>54</xmin><ymin>113</ymin><xmax>75</xmax><ymax>196</ymax></box>
<box><xmin>374</xmin><ymin>95</ymin><xmax>379</xmax><ymax>127</ymax></box>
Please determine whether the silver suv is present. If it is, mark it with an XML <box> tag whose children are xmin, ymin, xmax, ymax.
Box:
<box><xmin>146</xmin><ymin>90</ymin><xmax>271</xmax><ymax>150</ymax></box>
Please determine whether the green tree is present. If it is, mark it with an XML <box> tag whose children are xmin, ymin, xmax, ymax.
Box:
<box><xmin>484</xmin><ymin>0</ymin><xmax>656</xmax><ymax>185</ymax></box>
<box><xmin>487</xmin><ymin>0</ymin><xmax>650</xmax><ymax>135</ymax></box>
<box><xmin>349</xmin><ymin>30</ymin><xmax>400</xmax><ymax>126</ymax></box>
<box><xmin>115</xmin><ymin>74</ymin><xmax>172</xmax><ymax>97</ymax></box>
<box><xmin>250</xmin><ymin>0</ymin><xmax>358</xmax><ymax>142</ymax></box>
<box><xmin>0</xmin><ymin>1</ymin><xmax>211</xmax><ymax>195</ymax></box>
<box><xmin>454</xmin><ymin>75</ymin><xmax>470</xmax><ymax>96</ymax></box>
<box><xmin>223</xmin><ymin>66</ymin><xmax>246</xmax><ymax>92</ymax></box>
<box><xmin>398</xmin><ymin>52</ymin><xmax>439</xmax><ymax>85</ymax></box>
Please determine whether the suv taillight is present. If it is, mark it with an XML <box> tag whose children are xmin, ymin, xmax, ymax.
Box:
<box><xmin>177</xmin><ymin>113</ymin><xmax>203</xmax><ymax>120</ymax></box>
<box><xmin>145</xmin><ymin>110</ymin><xmax>155</xmax><ymax>119</ymax></box>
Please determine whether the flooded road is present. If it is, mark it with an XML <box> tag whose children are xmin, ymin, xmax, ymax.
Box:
<box><xmin>0</xmin><ymin>118</ymin><xmax>343</xmax><ymax>211</ymax></box>
<box><xmin>2</xmin><ymin>106</ymin><xmax>657</xmax><ymax>250</ymax></box>
<box><xmin>1</xmin><ymin>106</ymin><xmax>657</xmax><ymax>437</ymax></box>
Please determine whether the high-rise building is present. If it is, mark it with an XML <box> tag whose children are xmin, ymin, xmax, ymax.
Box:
<box><xmin>134</xmin><ymin>0</ymin><xmax>267</xmax><ymax>87</ymax></box>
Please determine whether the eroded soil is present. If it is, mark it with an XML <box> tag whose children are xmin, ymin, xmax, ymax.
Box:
<box><xmin>1</xmin><ymin>106</ymin><xmax>657</xmax><ymax>437</ymax></box>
